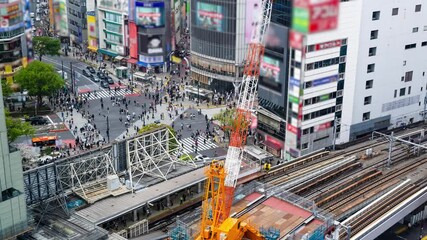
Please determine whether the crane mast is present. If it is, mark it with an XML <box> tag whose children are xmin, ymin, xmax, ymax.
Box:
<box><xmin>197</xmin><ymin>0</ymin><xmax>273</xmax><ymax>239</ymax></box>
<box><xmin>223</xmin><ymin>0</ymin><xmax>273</xmax><ymax>218</ymax></box>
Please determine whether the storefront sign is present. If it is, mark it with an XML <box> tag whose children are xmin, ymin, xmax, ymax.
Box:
<box><xmin>289</xmin><ymin>30</ymin><xmax>304</xmax><ymax>50</ymax></box>
<box><xmin>287</xmin><ymin>124</ymin><xmax>298</xmax><ymax>134</ymax></box>
<box><xmin>139</xmin><ymin>54</ymin><xmax>164</xmax><ymax>63</ymax></box>
<box><xmin>315</xmin><ymin>39</ymin><xmax>341</xmax><ymax>51</ymax></box>
<box><xmin>292</xmin><ymin>0</ymin><xmax>340</xmax><ymax>34</ymax></box>
<box><xmin>314</xmin><ymin>121</ymin><xmax>331</xmax><ymax>132</ymax></box>
<box><xmin>312</xmin><ymin>75</ymin><xmax>338</xmax><ymax>87</ymax></box>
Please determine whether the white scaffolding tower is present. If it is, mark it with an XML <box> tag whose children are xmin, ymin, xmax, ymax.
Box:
<box><xmin>126</xmin><ymin>126</ymin><xmax>195</xmax><ymax>191</ymax></box>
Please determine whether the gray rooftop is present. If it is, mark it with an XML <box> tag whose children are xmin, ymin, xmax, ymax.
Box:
<box><xmin>76</xmin><ymin>167</ymin><xmax>206</xmax><ymax>225</ymax></box>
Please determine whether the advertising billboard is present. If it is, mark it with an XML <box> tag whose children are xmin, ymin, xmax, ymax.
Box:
<box><xmin>245</xmin><ymin>0</ymin><xmax>262</xmax><ymax>43</ymax></box>
<box><xmin>135</xmin><ymin>2</ymin><xmax>165</xmax><ymax>28</ymax></box>
<box><xmin>129</xmin><ymin>22</ymin><xmax>138</xmax><ymax>59</ymax></box>
<box><xmin>100</xmin><ymin>0</ymin><xmax>129</xmax><ymax>12</ymax></box>
<box><xmin>196</xmin><ymin>2</ymin><xmax>223</xmax><ymax>32</ymax></box>
<box><xmin>292</xmin><ymin>0</ymin><xmax>339</xmax><ymax>34</ymax></box>
<box><xmin>312</xmin><ymin>75</ymin><xmax>338</xmax><ymax>87</ymax></box>
<box><xmin>87</xmin><ymin>13</ymin><xmax>96</xmax><ymax>38</ymax></box>
<box><xmin>260</xmin><ymin>56</ymin><xmax>280</xmax><ymax>82</ymax></box>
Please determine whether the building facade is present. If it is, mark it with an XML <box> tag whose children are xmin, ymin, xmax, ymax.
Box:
<box><xmin>190</xmin><ymin>0</ymin><xmax>256</xmax><ymax>94</ymax></box>
<box><xmin>67</xmin><ymin>0</ymin><xmax>87</xmax><ymax>48</ymax></box>
<box><xmin>132</xmin><ymin>0</ymin><xmax>171</xmax><ymax>73</ymax></box>
<box><xmin>97</xmin><ymin>0</ymin><xmax>129</xmax><ymax>59</ymax></box>
<box><xmin>0</xmin><ymin>65</ymin><xmax>28</xmax><ymax>238</ymax></box>
<box><xmin>285</xmin><ymin>0</ymin><xmax>427</xmax><ymax>160</ymax></box>
<box><xmin>256</xmin><ymin>0</ymin><xmax>292</xmax><ymax>158</ymax></box>
<box><xmin>0</xmin><ymin>0</ymin><xmax>33</xmax><ymax>83</ymax></box>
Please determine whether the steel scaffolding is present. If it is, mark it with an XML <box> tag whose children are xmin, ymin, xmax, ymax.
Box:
<box><xmin>126</xmin><ymin>126</ymin><xmax>195</xmax><ymax>191</ymax></box>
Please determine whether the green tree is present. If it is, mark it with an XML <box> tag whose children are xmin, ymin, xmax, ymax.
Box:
<box><xmin>14</xmin><ymin>61</ymin><xmax>64</xmax><ymax>111</ymax></box>
<box><xmin>213</xmin><ymin>108</ymin><xmax>237</xmax><ymax>141</ymax></box>
<box><xmin>5</xmin><ymin>111</ymin><xmax>35</xmax><ymax>143</ymax></box>
<box><xmin>33</xmin><ymin>36</ymin><xmax>61</xmax><ymax>61</ymax></box>
<box><xmin>1</xmin><ymin>79</ymin><xmax>12</xmax><ymax>98</ymax></box>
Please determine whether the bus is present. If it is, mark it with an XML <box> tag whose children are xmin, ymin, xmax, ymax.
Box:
<box><xmin>32</xmin><ymin>136</ymin><xmax>57</xmax><ymax>147</ymax></box>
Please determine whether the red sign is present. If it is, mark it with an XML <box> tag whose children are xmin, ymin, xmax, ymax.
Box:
<box><xmin>309</xmin><ymin>0</ymin><xmax>340</xmax><ymax>33</ymax></box>
<box><xmin>315</xmin><ymin>39</ymin><xmax>341</xmax><ymax>51</ymax></box>
<box><xmin>298</xmin><ymin>102</ymin><xmax>303</xmax><ymax>120</ymax></box>
<box><xmin>287</xmin><ymin>124</ymin><xmax>298</xmax><ymax>134</ymax></box>
<box><xmin>289</xmin><ymin>30</ymin><xmax>304</xmax><ymax>50</ymax></box>
<box><xmin>129</xmin><ymin>22</ymin><xmax>138</xmax><ymax>59</ymax></box>
<box><xmin>314</xmin><ymin>121</ymin><xmax>332</xmax><ymax>132</ymax></box>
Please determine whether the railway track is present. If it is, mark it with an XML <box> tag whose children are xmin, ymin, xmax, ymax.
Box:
<box><xmin>339</xmin><ymin>177</ymin><xmax>427</xmax><ymax>239</ymax></box>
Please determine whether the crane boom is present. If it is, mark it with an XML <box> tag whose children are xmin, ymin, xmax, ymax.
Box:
<box><xmin>223</xmin><ymin>0</ymin><xmax>273</xmax><ymax>218</ymax></box>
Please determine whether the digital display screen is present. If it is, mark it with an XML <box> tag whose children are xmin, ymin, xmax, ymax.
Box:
<box><xmin>196</xmin><ymin>2</ymin><xmax>223</xmax><ymax>32</ymax></box>
<box><xmin>259</xmin><ymin>55</ymin><xmax>282</xmax><ymax>91</ymax></box>
<box><xmin>135</xmin><ymin>2</ymin><xmax>165</xmax><ymax>28</ymax></box>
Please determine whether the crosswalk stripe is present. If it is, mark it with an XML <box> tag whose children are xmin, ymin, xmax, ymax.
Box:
<box><xmin>179</xmin><ymin>136</ymin><xmax>218</xmax><ymax>154</ymax></box>
<box><xmin>79</xmin><ymin>89</ymin><xmax>133</xmax><ymax>100</ymax></box>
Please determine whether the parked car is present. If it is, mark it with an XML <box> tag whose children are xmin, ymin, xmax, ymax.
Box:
<box><xmin>92</xmin><ymin>76</ymin><xmax>100</xmax><ymax>82</ymax></box>
<box><xmin>86</xmin><ymin>66</ymin><xmax>96</xmax><ymax>74</ymax></box>
<box><xmin>82</xmin><ymin>69</ymin><xmax>90</xmax><ymax>77</ymax></box>
<box><xmin>98</xmin><ymin>72</ymin><xmax>106</xmax><ymax>80</ymax></box>
<box><xmin>106</xmin><ymin>76</ymin><xmax>114</xmax><ymax>84</ymax></box>
<box><xmin>100</xmin><ymin>81</ymin><xmax>109</xmax><ymax>89</ymax></box>
<box><xmin>195</xmin><ymin>154</ymin><xmax>211</xmax><ymax>163</ymax></box>
<box><xmin>26</xmin><ymin>116</ymin><xmax>48</xmax><ymax>125</ymax></box>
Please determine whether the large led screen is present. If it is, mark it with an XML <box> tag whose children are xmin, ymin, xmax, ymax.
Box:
<box><xmin>260</xmin><ymin>55</ymin><xmax>282</xmax><ymax>90</ymax></box>
<box><xmin>196</xmin><ymin>2</ymin><xmax>223</xmax><ymax>32</ymax></box>
<box><xmin>135</xmin><ymin>2</ymin><xmax>165</xmax><ymax>28</ymax></box>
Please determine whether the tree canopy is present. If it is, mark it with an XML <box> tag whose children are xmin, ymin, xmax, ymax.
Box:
<box><xmin>33</xmin><ymin>36</ymin><xmax>61</xmax><ymax>61</ymax></box>
<box><xmin>14</xmin><ymin>61</ymin><xmax>64</xmax><ymax>108</ymax></box>
<box><xmin>1</xmin><ymin>79</ymin><xmax>12</xmax><ymax>98</ymax></box>
<box><xmin>5</xmin><ymin>111</ymin><xmax>35</xmax><ymax>143</ymax></box>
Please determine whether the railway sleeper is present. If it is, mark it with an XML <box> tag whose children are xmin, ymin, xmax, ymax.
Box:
<box><xmin>293</xmin><ymin>162</ymin><xmax>362</xmax><ymax>196</ymax></box>
<box><xmin>315</xmin><ymin>171</ymin><xmax>382</xmax><ymax>206</ymax></box>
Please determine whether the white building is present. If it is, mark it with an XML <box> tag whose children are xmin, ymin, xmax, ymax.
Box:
<box><xmin>285</xmin><ymin>0</ymin><xmax>427</xmax><ymax>159</ymax></box>
<box><xmin>97</xmin><ymin>0</ymin><xmax>129</xmax><ymax>59</ymax></box>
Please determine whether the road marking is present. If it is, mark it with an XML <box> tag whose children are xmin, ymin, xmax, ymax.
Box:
<box><xmin>179</xmin><ymin>136</ymin><xmax>218</xmax><ymax>154</ymax></box>
<box><xmin>46</xmin><ymin>115</ymin><xmax>54</xmax><ymax>125</ymax></box>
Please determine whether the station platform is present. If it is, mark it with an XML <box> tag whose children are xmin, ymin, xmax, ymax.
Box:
<box><xmin>76</xmin><ymin>167</ymin><xmax>206</xmax><ymax>225</ymax></box>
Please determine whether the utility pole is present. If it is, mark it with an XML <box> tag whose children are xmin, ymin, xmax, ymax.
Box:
<box><xmin>197</xmin><ymin>80</ymin><xmax>200</xmax><ymax>106</ymax></box>
<box><xmin>106</xmin><ymin>108</ymin><xmax>110</xmax><ymax>142</ymax></box>
<box><xmin>332</xmin><ymin>116</ymin><xmax>338</xmax><ymax>151</ymax></box>
<box><xmin>61</xmin><ymin>60</ymin><xmax>64</xmax><ymax>79</ymax></box>
<box><xmin>70</xmin><ymin>62</ymin><xmax>73</xmax><ymax>93</ymax></box>
<box><xmin>387</xmin><ymin>132</ymin><xmax>394</xmax><ymax>167</ymax></box>
<box><xmin>424</xmin><ymin>93</ymin><xmax>427</xmax><ymax>123</ymax></box>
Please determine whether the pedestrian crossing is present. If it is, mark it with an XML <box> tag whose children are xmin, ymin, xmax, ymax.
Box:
<box><xmin>179</xmin><ymin>136</ymin><xmax>218</xmax><ymax>154</ymax></box>
<box><xmin>79</xmin><ymin>89</ymin><xmax>133</xmax><ymax>100</ymax></box>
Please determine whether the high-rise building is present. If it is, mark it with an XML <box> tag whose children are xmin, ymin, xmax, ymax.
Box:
<box><xmin>285</xmin><ymin>0</ymin><xmax>427</xmax><ymax>160</ymax></box>
<box><xmin>256</xmin><ymin>0</ymin><xmax>292</xmax><ymax>158</ymax></box>
<box><xmin>67</xmin><ymin>0</ymin><xmax>87</xmax><ymax>48</ymax></box>
<box><xmin>97</xmin><ymin>0</ymin><xmax>129</xmax><ymax>59</ymax></box>
<box><xmin>0</xmin><ymin>67</ymin><xmax>28</xmax><ymax>238</ymax></box>
<box><xmin>190</xmin><ymin>0</ymin><xmax>255</xmax><ymax>94</ymax></box>
<box><xmin>0</xmin><ymin>0</ymin><xmax>33</xmax><ymax>83</ymax></box>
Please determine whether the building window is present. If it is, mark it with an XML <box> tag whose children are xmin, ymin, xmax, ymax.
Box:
<box><xmin>367</xmin><ymin>64</ymin><xmax>375</xmax><ymax>73</ymax></box>
<box><xmin>405</xmin><ymin>71</ymin><xmax>413</xmax><ymax>82</ymax></box>
<box><xmin>416</xmin><ymin>4</ymin><xmax>422</xmax><ymax>12</ymax></box>
<box><xmin>366</xmin><ymin>80</ymin><xmax>373</xmax><ymax>89</ymax></box>
<box><xmin>364</xmin><ymin>96</ymin><xmax>372</xmax><ymax>105</ymax></box>
<box><xmin>370</xmin><ymin>30</ymin><xmax>378</xmax><ymax>39</ymax></box>
<box><xmin>400</xmin><ymin>87</ymin><xmax>406</xmax><ymax>96</ymax></box>
<box><xmin>372</xmin><ymin>11</ymin><xmax>380</xmax><ymax>20</ymax></box>
<box><xmin>405</xmin><ymin>43</ymin><xmax>416</xmax><ymax>49</ymax></box>
<box><xmin>363</xmin><ymin>112</ymin><xmax>371</xmax><ymax>121</ymax></box>
<box><xmin>368</xmin><ymin>47</ymin><xmax>377</xmax><ymax>56</ymax></box>
<box><xmin>392</xmin><ymin>8</ymin><xmax>399</xmax><ymax>15</ymax></box>
<box><xmin>422</xmin><ymin>41</ymin><xmax>427</xmax><ymax>46</ymax></box>
<box><xmin>408</xmin><ymin>86</ymin><xmax>412</xmax><ymax>94</ymax></box>
<box><xmin>413</xmin><ymin>27</ymin><xmax>419</xmax><ymax>32</ymax></box>
<box><xmin>302</xmin><ymin>143</ymin><xmax>309</xmax><ymax>149</ymax></box>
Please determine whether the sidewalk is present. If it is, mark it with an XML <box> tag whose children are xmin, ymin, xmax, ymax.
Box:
<box><xmin>57</xmin><ymin>108</ymin><xmax>104</xmax><ymax>146</ymax></box>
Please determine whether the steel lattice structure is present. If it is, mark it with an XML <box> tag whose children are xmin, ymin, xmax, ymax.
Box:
<box><xmin>56</xmin><ymin>146</ymin><xmax>120</xmax><ymax>201</ymax></box>
<box><xmin>126</xmin><ymin>126</ymin><xmax>195</xmax><ymax>190</ymax></box>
